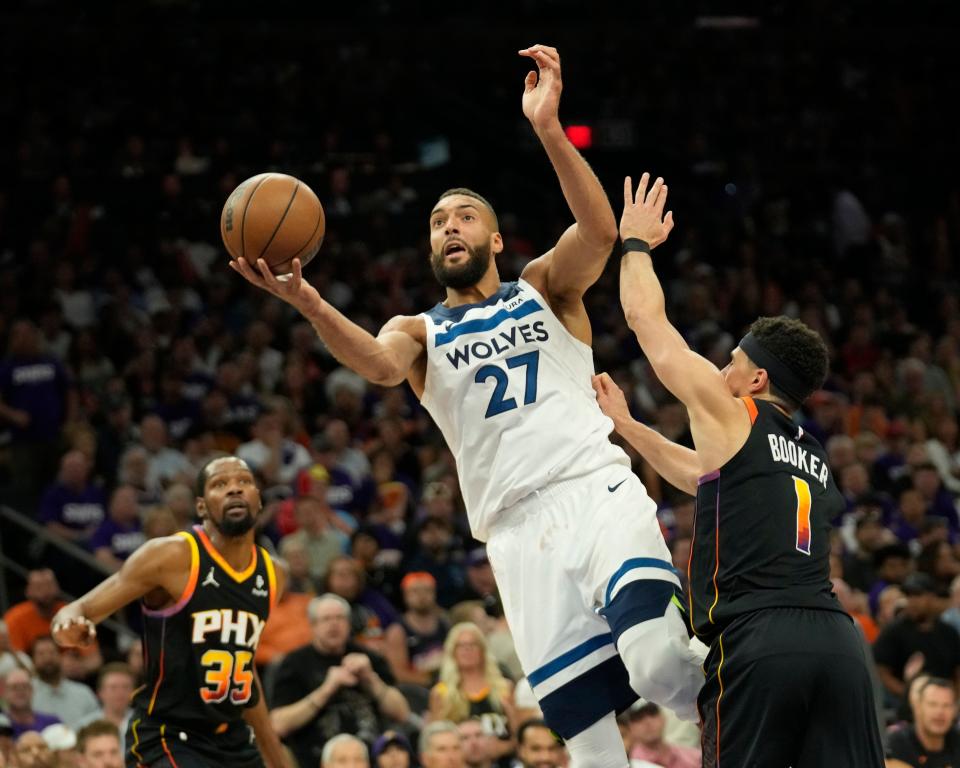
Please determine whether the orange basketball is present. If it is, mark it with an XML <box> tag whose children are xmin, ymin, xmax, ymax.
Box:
<box><xmin>220</xmin><ymin>173</ymin><xmax>325</xmax><ymax>274</ymax></box>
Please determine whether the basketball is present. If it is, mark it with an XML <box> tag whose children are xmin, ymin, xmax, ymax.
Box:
<box><xmin>220</xmin><ymin>172</ymin><xmax>325</xmax><ymax>274</ymax></box>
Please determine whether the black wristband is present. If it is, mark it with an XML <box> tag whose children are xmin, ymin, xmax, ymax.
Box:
<box><xmin>622</xmin><ymin>238</ymin><xmax>651</xmax><ymax>255</ymax></box>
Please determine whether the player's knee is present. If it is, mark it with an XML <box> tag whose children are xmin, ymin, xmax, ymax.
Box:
<box><xmin>616</xmin><ymin>606</ymin><xmax>704</xmax><ymax>721</ymax></box>
<box><xmin>564</xmin><ymin>714</ymin><xmax>629</xmax><ymax>768</ymax></box>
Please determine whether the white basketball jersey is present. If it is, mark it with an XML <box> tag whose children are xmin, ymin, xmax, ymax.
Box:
<box><xmin>420</xmin><ymin>279</ymin><xmax>629</xmax><ymax>541</ymax></box>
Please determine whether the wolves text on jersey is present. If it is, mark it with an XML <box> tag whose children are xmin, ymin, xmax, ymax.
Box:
<box><xmin>767</xmin><ymin>434</ymin><xmax>829</xmax><ymax>488</ymax></box>
<box><xmin>444</xmin><ymin>321</ymin><xmax>549</xmax><ymax>369</ymax></box>
<box><xmin>191</xmin><ymin>609</ymin><xmax>266</xmax><ymax>649</ymax></box>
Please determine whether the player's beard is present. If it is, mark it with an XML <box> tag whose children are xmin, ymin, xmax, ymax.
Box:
<box><xmin>212</xmin><ymin>502</ymin><xmax>257</xmax><ymax>537</ymax></box>
<box><xmin>431</xmin><ymin>241</ymin><xmax>491</xmax><ymax>289</ymax></box>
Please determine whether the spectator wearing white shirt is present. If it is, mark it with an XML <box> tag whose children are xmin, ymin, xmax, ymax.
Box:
<box><xmin>74</xmin><ymin>663</ymin><xmax>135</xmax><ymax>752</ymax></box>
<box><xmin>138</xmin><ymin>415</ymin><xmax>192</xmax><ymax>493</ymax></box>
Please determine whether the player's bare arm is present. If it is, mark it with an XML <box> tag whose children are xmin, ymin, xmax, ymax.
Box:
<box><xmin>592</xmin><ymin>372</ymin><xmax>700</xmax><ymax>495</ymax></box>
<box><xmin>230</xmin><ymin>256</ymin><xmax>425</xmax><ymax>387</ymax></box>
<box><xmin>51</xmin><ymin>535</ymin><xmax>192</xmax><ymax>648</ymax></box>
<box><xmin>517</xmin><ymin>45</ymin><xmax>618</xmax><ymax>333</ymax></box>
<box><xmin>618</xmin><ymin>173</ymin><xmax>749</xmax><ymax>473</ymax></box>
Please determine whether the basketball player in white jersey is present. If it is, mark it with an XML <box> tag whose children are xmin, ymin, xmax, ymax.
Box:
<box><xmin>232</xmin><ymin>45</ymin><xmax>703</xmax><ymax>767</ymax></box>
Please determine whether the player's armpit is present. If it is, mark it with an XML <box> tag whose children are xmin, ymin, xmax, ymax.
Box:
<box><xmin>373</xmin><ymin>317</ymin><xmax>426</xmax><ymax>386</ymax></box>
<box><xmin>533</xmin><ymin>223</ymin><xmax>615</xmax><ymax>305</ymax></box>
<box><xmin>64</xmin><ymin>535</ymin><xmax>192</xmax><ymax>626</ymax></box>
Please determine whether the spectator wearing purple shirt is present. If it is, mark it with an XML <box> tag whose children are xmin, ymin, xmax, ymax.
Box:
<box><xmin>152</xmin><ymin>373</ymin><xmax>200</xmax><ymax>444</ymax></box>
<box><xmin>891</xmin><ymin>489</ymin><xmax>929</xmax><ymax>549</ymax></box>
<box><xmin>2</xmin><ymin>667</ymin><xmax>60</xmax><ymax>739</ymax></box>
<box><xmin>0</xmin><ymin>320</ymin><xmax>74</xmax><ymax>508</ymax></box>
<box><xmin>89</xmin><ymin>485</ymin><xmax>145</xmax><ymax>573</ymax></box>
<box><xmin>37</xmin><ymin>451</ymin><xmax>106</xmax><ymax>544</ymax></box>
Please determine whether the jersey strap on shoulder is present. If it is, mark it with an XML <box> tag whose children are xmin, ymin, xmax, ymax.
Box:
<box><xmin>142</xmin><ymin>531</ymin><xmax>200</xmax><ymax>618</ymax></box>
<box><xmin>261</xmin><ymin>547</ymin><xmax>278</xmax><ymax>614</ymax></box>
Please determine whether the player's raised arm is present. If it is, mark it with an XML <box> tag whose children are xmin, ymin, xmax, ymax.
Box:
<box><xmin>616</xmin><ymin>174</ymin><xmax>747</xmax><ymax>468</ymax></box>
<box><xmin>518</xmin><ymin>45</ymin><xmax>618</xmax><ymax>303</ymax></box>
<box><xmin>51</xmin><ymin>535</ymin><xmax>191</xmax><ymax>648</ymax></box>
<box><xmin>230</xmin><ymin>257</ymin><xmax>423</xmax><ymax>386</ymax></box>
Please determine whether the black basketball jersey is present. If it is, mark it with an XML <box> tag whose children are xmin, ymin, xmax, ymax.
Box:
<box><xmin>688</xmin><ymin>397</ymin><xmax>844</xmax><ymax>645</ymax></box>
<box><xmin>132</xmin><ymin>526</ymin><xmax>276</xmax><ymax>728</ymax></box>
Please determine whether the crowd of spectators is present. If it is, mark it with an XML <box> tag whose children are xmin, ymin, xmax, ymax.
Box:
<box><xmin>1</xmin><ymin>1</ymin><xmax>960</xmax><ymax>766</ymax></box>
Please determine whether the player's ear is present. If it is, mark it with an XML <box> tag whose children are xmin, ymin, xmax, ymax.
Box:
<box><xmin>751</xmin><ymin>367</ymin><xmax>769</xmax><ymax>395</ymax></box>
<box><xmin>491</xmin><ymin>232</ymin><xmax>504</xmax><ymax>254</ymax></box>
<box><xmin>196</xmin><ymin>498</ymin><xmax>207</xmax><ymax>520</ymax></box>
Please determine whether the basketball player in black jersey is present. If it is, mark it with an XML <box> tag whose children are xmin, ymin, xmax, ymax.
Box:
<box><xmin>592</xmin><ymin>174</ymin><xmax>885</xmax><ymax>767</ymax></box>
<box><xmin>51</xmin><ymin>457</ymin><xmax>290</xmax><ymax>768</ymax></box>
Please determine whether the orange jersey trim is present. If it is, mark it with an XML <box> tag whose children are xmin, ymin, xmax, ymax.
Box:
<box><xmin>147</xmin><ymin>628</ymin><xmax>166</xmax><ymax>715</ymax></box>
<box><xmin>195</xmin><ymin>526</ymin><xmax>258</xmax><ymax>582</ymax></box>
<box><xmin>160</xmin><ymin>724</ymin><xmax>179</xmax><ymax>767</ymax></box>
<box><xmin>142</xmin><ymin>532</ymin><xmax>199</xmax><ymax>617</ymax></box>
<box><xmin>741</xmin><ymin>396</ymin><xmax>758</xmax><ymax>425</ymax></box>
<box><xmin>715</xmin><ymin>634</ymin><xmax>727</xmax><ymax>766</ymax></box>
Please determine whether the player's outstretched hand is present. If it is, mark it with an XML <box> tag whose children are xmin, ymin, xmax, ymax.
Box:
<box><xmin>620</xmin><ymin>173</ymin><xmax>675</xmax><ymax>249</ymax></box>
<box><xmin>229</xmin><ymin>257</ymin><xmax>323</xmax><ymax>316</ymax></box>
<box><xmin>519</xmin><ymin>44</ymin><xmax>562</xmax><ymax>133</ymax></box>
<box><xmin>52</xmin><ymin>616</ymin><xmax>96</xmax><ymax>649</ymax></box>
<box><xmin>592</xmin><ymin>373</ymin><xmax>632</xmax><ymax>428</ymax></box>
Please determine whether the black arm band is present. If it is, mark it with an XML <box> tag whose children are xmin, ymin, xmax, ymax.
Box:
<box><xmin>622</xmin><ymin>238</ymin><xmax>651</xmax><ymax>255</ymax></box>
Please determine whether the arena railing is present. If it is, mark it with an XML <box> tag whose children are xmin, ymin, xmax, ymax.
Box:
<box><xmin>0</xmin><ymin>504</ymin><xmax>136</xmax><ymax>641</ymax></box>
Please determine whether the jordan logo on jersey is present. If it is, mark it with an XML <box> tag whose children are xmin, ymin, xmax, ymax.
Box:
<box><xmin>252</xmin><ymin>575</ymin><xmax>268</xmax><ymax>598</ymax></box>
<box><xmin>191</xmin><ymin>609</ymin><xmax>266</xmax><ymax>649</ymax></box>
<box><xmin>201</xmin><ymin>567</ymin><xmax>220</xmax><ymax>588</ymax></box>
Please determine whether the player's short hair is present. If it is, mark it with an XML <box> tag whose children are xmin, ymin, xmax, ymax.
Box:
<box><xmin>195</xmin><ymin>456</ymin><xmax>250</xmax><ymax>497</ymax></box>
<box><xmin>76</xmin><ymin>720</ymin><xmax>120</xmax><ymax>754</ymax></box>
<box><xmin>436</xmin><ymin>188</ymin><xmax>499</xmax><ymax>230</ymax></box>
<box><xmin>745</xmin><ymin>316</ymin><xmax>829</xmax><ymax>409</ymax></box>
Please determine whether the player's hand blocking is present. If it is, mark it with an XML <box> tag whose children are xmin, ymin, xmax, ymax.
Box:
<box><xmin>519</xmin><ymin>44</ymin><xmax>562</xmax><ymax>133</ymax></box>
<box><xmin>229</xmin><ymin>257</ymin><xmax>323</xmax><ymax>316</ymax></box>
<box><xmin>620</xmin><ymin>173</ymin><xmax>675</xmax><ymax>248</ymax></box>
<box><xmin>592</xmin><ymin>373</ymin><xmax>631</xmax><ymax>427</ymax></box>
<box><xmin>52</xmin><ymin>616</ymin><xmax>97</xmax><ymax>649</ymax></box>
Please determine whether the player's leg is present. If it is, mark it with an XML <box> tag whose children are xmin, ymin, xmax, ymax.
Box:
<box><xmin>486</xmin><ymin>488</ymin><xmax>634</xmax><ymax>767</ymax></box>
<box><xmin>588</xmin><ymin>470</ymin><xmax>705</xmax><ymax>721</ymax></box>
<box><xmin>697</xmin><ymin>614</ymin><xmax>802</xmax><ymax>767</ymax></box>
<box><xmin>601</xmin><ymin>581</ymin><xmax>704</xmax><ymax>722</ymax></box>
<box><xmin>794</xmin><ymin>611</ymin><xmax>885</xmax><ymax>768</ymax></box>
<box><xmin>564</xmin><ymin>711</ymin><xmax>632</xmax><ymax>768</ymax></box>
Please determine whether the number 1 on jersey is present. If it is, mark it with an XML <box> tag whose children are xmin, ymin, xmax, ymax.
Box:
<box><xmin>793</xmin><ymin>476</ymin><xmax>812</xmax><ymax>555</ymax></box>
<box><xmin>475</xmin><ymin>351</ymin><xmax>540</xmax><ymax>418</ymax></box>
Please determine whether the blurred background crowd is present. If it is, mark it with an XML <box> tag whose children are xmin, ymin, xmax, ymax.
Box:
<box><xmin>1</xmin><ymin>0</ymin><xmax>959</xmax><ymax>766</ymax></box>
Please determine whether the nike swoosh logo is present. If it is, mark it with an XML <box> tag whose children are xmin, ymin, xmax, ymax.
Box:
<box><xmin>608</xmin><ymin>479</ymin><xmax>628</xmax><ymax>493</ymax></box>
